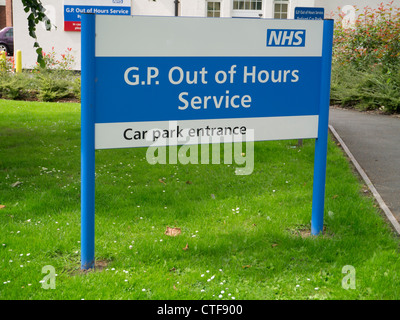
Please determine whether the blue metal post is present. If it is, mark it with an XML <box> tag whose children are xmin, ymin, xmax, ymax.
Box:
<box><xmin>311</xmin><ymin>19</ymin><xmax>334</xmax><ymax>236</ymax></box>
<box><xmin>81</xmin><ymin>14</ymin><xmax>96</xmax><ymax>269</ymax></box>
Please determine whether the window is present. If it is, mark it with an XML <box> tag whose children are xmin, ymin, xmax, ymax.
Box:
<box><xmin>207</xmin><ymin>1</ymin><xmax>221</xmax><ymax>17</ymax></box>
<box><xmin>5</xmin><ymin>29</ymin><xmax>13</xmax><ymax>38</ymax></box>
<box><xmin>233</xmin><ymin>0</ymin><xmax>262</xmax><ymax>11</ymax></box>
<box><xmin>274</xmin><ymin>0</ymin><xmax>288</xmax><ymax>19</ymax></box>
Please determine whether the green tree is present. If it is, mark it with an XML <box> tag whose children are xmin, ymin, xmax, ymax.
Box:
<box><xmin>21</xmin><ymin>0</ymin><xmax>51</xmax><ymax>68</ymax></box>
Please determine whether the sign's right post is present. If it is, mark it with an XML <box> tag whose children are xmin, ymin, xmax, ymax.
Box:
<box><xmin>311</xmin><ymin>19</ymin><xmax>334</xmax><ymax>235</ymax></box>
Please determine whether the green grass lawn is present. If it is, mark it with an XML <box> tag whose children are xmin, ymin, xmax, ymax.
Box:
<box><xmin>0</xmin><ymin>99</ymin><xmax>399</xmax><ymax>300</ymax></box>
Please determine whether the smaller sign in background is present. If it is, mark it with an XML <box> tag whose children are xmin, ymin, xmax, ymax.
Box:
<box><xmin>294</xmin><ymin>7</ymin><xmax>325</xmax><ymax>20</ymax></box>
<box><xmin>64</xmin><ymin>0</ymin><xmax>131</xmax><ymax>31</ymax></box>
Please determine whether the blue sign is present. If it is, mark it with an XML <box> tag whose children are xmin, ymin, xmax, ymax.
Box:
<box><xmin>94</xmin><ymin>56</ymin><xmax>321</xmax><ymax>124</ymax></box>
<box><xmin>80</xmin><ymin>15</ymin><xmax>334</xmax><ymax>269</ymax></box>
<box><xmin>294</xmin><ymin>7</ymin><xmax>325</xmax><ymax>20</ymax></box>
<box><xmin>266</xmin><ymin>29</ymin><xmax>306</xmax><ymax>47</ymax></box>
<box><xmin>90</xmin><ymin>17</ymin><xmax>326</xmax><ymax>149</ymax></box>
<box><xmin>64</xmin><ymin>5</ymin><xmax>131</xmax><ymax>21</ymax></box>
<box><xmin>64</xmin><ymin>0</ymin><xmax>131</xmax><ymax>31</ymax></box>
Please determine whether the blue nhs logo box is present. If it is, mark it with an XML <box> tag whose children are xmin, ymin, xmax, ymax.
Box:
<box><xmin>266</xmin><ymin>29</ymin><xmax>306</xmax><ymax>47</ymax></box>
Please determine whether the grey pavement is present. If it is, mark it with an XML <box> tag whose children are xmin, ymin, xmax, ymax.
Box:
<box><xmin>329</xmin><ymin>107</ymin><xmax>400</xmax><ymax>222</ymax></box>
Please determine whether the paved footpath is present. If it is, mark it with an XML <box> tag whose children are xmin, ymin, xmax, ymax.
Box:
<box><xmin>329</xmin><ymin>107</ymin><xmax>400</xmax><ymax>223</ymax></box>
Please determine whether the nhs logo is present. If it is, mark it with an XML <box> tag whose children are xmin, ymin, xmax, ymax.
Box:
<box><xmin>266</xmin><ymin>29</ymin><xmax>306</xmax><ymax>47</ymax></box>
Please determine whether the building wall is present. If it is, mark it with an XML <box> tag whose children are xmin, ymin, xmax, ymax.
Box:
<box><xmin>314</xmin><ymin>0</ymin><xmax>390</xmax><ymax>18</ymax></box>
<box><xmin>181</xmin><ymin>0</ymin><xmax>205</xmax><ymax>16</ymax></box>
<box><xmin>0</xmin><ymin>6</ymin><xmax>5</xmax><ymax>30</ymax></box>
<box><xmin>14</xmin><ymin>0</ymin><xmax>326</xmax><ymax>70</ymax></box>
<box><xmin>288</xmin><ymin>0</ymin><xmax>315</xmax><ymax>18</ymax></box>
<box><xmin>132</xmin><ymin>0</ymin><xmax>175</xmax><ymax>16</ymax></box>
<box><xmin>13</xmin><ymin>0</ymin><xmax>81</xmax><ymax>69</ymax></box>
<box><xmin>0</xmin><ymin>0</ymin><xmax>12</xmax><ymax>29</ymax></box>
<box><xmin>6</xmin><ymin>0</ymin><xmax>12</xmax><ymax>26</ymax></box>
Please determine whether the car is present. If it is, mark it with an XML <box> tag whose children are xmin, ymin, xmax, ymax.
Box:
<box><xmin>0</xmin><ymin>27</ymin><xmax>13</xmax><ymax>56</ymax></box>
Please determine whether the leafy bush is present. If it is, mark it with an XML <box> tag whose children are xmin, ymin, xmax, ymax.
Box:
<box><xmin>332</xmin><ymin>1</ymin><xmax>400</xmax><ymax>112</ymax></box>
<box><xmin>0</xmin><ymin>47</ymin><xmax>80</xmax><ymax>102</ymax></box>
<box><xmin>0</xmin><ymin>72</ymin><xmax>28</xmax><ymax>100</ymax></box>
<box><xmin>333</xmin><ymin>1</ymin><xmax>400</xmax><ymax>71</ymax></box>
<box><xmin>0</xmin><ymin>55</ymin><xmax>14</xmax><ymax>72</ymax></box>
<box><xmin>34</xmin><ymin>47</ymin><xmax>76</xmax><ymax>71</ymax></box>
<box><xmin>331</xmin><ymin>64</ymin><xmax>400</xmax><ymax>112</ymax></box>
<box><xmin>37</xmin><ymin>71</ymin><xmax>74</xmax><ymax>102</ymax></box>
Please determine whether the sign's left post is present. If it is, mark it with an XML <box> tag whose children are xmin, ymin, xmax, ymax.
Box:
<box><xmin>81</xmin><ymin>14</ymin><xmax>96</xmax><ymax>270</ymax></box>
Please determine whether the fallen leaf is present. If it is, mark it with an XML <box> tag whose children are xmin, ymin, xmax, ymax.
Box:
<box><xmin>333</xmin><ymin>195</ymin><xmax>339</xmax><ymax>199</ymax></box>
<box><xmin>165</xmin><ymin>226</ymin><xmax>181</xmax><ymax>237</ymax></box>
<box><xmin>182</xmin><ymin>243</ymin><xmax>189</xmax><ymax>251</ymax></box>
<box><xmin>0</xmin><ymin>205</ymin><xmax>5</xmax><ymax>209</ymax></box>
<box><xmin>159</xmin><ymin>179</ymin><xmax>166</xmax><ymax>185</ymax></box>
<box><xmin>11</xmin><ymin>181</ymin><xmax>22</xmax><ymax>188</ymax></box>
<box><xmin>186</xmin><ymin>181</ymin><xmax>192</xmax><ymax>184</ymax></box>
<box><xmin>173</xmin><ymin>285</ymin><xmax>178</xmax><ymax>290</ymax></box>
<box><xmin>271</xmin><ymin>243</ymin><xmax>278</xmax><ymax>248</ymax></box>
<box><xmin>242</xmin><ymin>265</ymin><xmax>252</xmax><ymax>269</ymax></box>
